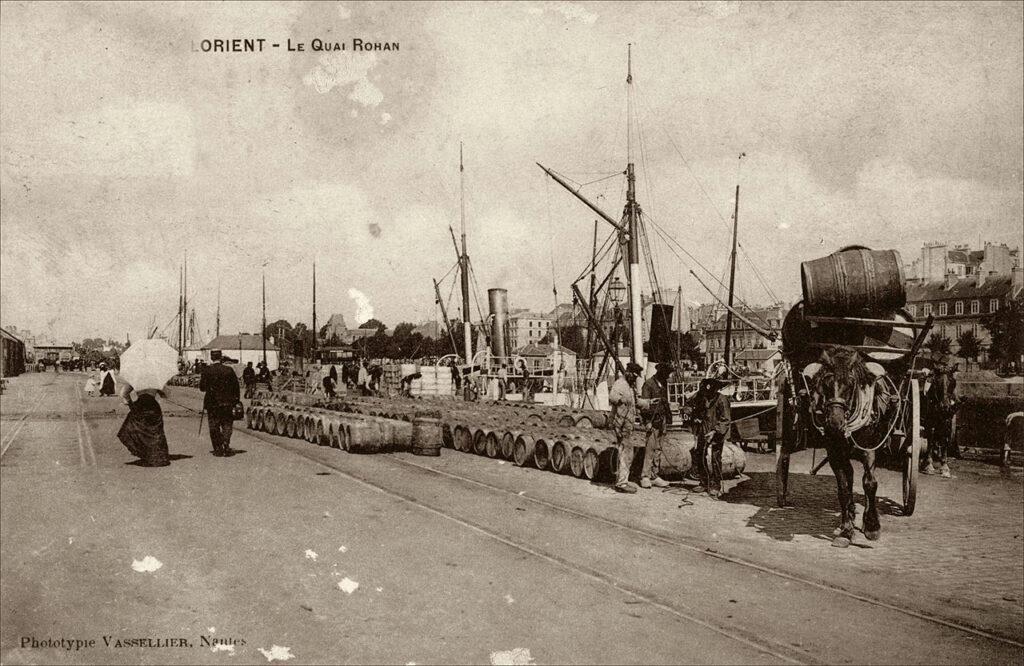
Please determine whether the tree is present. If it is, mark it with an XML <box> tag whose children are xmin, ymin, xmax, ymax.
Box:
<box><xmin>359</xmin><ymin>318</ymin><xmax>386</xmax><ymax>332</ymax></box>
<box><xmin>264</xmin><ymin>319</ymin><xmax>292</xmax><ymax>341</ymax></box>
<box><xmin>538</xmin><ymin>333</ymin><xmax>552</xmax><ymax>345</ymax></box>
<box><xmin>559</xmin><ymin>325</ymin><xmax>586</xmax><ymax>355</ymax></box>
<box><xmin>392</xmin><ymin>322</ymin><xmax>416</xmax><ymax>340</ymax></box>
<box><xmin>925</xmin><ymin>333</ymin><xmax>952</xmax><ymax>355</ymax></box>
<box><xmin>956</xmin><ymin>330</ymin><xmax>982</xmax><ymax>362</ymax></box>
<box><xmin>982</xmin><ymin>297</ymin><xmax>1024</xmax><ymax>367</ymax></box>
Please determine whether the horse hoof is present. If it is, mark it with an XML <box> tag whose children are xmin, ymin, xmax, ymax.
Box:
<box><xmin>832</xmin><ymin>536</ymin><xmax>851</xmax><ymax>548</ymax></box>
<box><xmin>864</xmin><ymin>529</ymin><xmax>880</xmax><ymax>541</ymax></box>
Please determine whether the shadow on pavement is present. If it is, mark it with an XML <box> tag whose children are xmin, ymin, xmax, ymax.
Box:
<box><xmin>725</xmin><ymin>472</ymin><xmax>904</xmax><ymax>542</ymax></box>
<box><xmin>124</xmin><ymin>454</ymin><xmax>194</xmax><ymax>466</ymax></box>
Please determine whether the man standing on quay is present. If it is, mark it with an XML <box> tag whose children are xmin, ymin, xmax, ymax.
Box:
<box><xmin>608</xmin><ymin>362</ymin><xmax>653</xmax><ymax>494</ymax></box>
<box><xmin>639</xmin><ymin>363</ymin><xmax>673</xmax><ymax>489</ymax></box>
<box><xmin>200</xmin><ymin>350</ymin><xmax>241</xmax><ymax>457</ymax></box>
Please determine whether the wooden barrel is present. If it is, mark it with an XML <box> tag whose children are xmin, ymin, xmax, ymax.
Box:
<box><xmin>534</xmin><ymin>438</ymin><xmax>552</xmax><ymax>470</ymax></box>
<box><xmin>550</xmin><ymin>438</ymin><xmax>572</xmax><ymax>474</ymax></box>
<box><xmin>500</xmin><ymin>431</ymin><xmax>517</xmax><ymax>460</ymax></box>
<box><xmin>454</xmin><ymin>424</ymin><xmax>473</xmax><ymax>452</ymax></box>
<box><xmin>569</xmin><ymin>446</ymin><xmax>586</xmax><ymax>478</ymax></box>
<box><xmin>583</xmin><ymin>447</ymin><xmax>601</xmax><ymax>480</ymax></box>
<box><xmin>441</xmin><ymin>423</ymin><xmax>454</xmax><ymax>449</ymax></box>
<box><xmin>557</xmin><ymin>414</ymin><xmax>577</xmax><ymax>428</ymax></box>
<box><xmin>348</xmin><ymin>420</ymin><xmax>385</xmax><ymax>453</ymax></box>
<box><xmin>325</xmin><ymin>418</ymin><xmax>343</xmax><ymax>449</ymax></box>
<box><xmin>273</xmin><ymin>409</ymin><xmax>288</xmax><ymax>436</ymax></box>
<box><xmin>306</xmin><ymin>415</ymin><xmax>319</xmax><ymax>443</ymax></box>
<box><xmin>599</xmin><ymin>446</ymin><xmax>619</xmax><ymax>481</ymax></box>
<box><xmin>801</xmin><ymin>247</ymin><xmax>905</xmax><ymax>316</ymax></box>
<box><xmin>485</xmin><ymin>431</ymin><xmax>501</xmax><ymax>458</ymax></box>
<box><xmin>473</xmin><ymin>428</ymin><xmax>489</xmax><ymax>456</ymax></box>
<box><xmin>411</xmin><ymin>417</ymin><xmax>442</xmax><ymax>456</ymax></box>
<box><xmin>245</xmin><ymin>406</ymin><xmax>255</xmax><ymax>429</ymax></box>
<box><xmin>513</xmin><ymin>434</ymin><xmax>535</xmax><ymax>467</ymax></box>
<box><xmin>285</xmin><ymin>414</ymin><xmax>299</xmax><ymax>439</ymax></box>
<box><xmin>314</xmin><ymin>417</ymin><xmax>327</xmax><ymax>446</ymax></box>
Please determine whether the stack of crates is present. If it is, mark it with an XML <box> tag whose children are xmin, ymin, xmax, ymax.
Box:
<box><xmin>410</xmin><ymin>364</ymin><xmax>454</xmax><ymax>397</ymax></box>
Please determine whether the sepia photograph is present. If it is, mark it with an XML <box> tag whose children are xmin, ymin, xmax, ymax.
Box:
<box><xmin>1</xmin><ymin>1</ymin><xmax>1022</xmax><ymax>664</ymax></box>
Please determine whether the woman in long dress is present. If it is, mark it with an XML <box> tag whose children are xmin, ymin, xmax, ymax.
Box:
<box><xmin>117</xmin><ymin>384</ymin><xmax>171</xmax><ymax>467</ymax></box>
<box><xmin>98</xmin><ymin>363</ymin><xmax>116</xmax><ymax>396</ymax></box>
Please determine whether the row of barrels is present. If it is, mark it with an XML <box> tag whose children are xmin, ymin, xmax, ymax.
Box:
<box><xmin>255</xmin><ymin>391</ymin><xmax>608</xmax><ymax>429</ymax></box>
<box><xmin>443</xmin><ymin>415</ymin><xmax>620</xmax><ymax>481</ymax></box>
<box><xmin>244</xmin><ymin>401</ymin><xmax>442</xmax><ymax>456</ymax></box>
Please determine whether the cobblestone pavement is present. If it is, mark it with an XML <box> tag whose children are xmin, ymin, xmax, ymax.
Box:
<box><xmin>2</xmin><ymin>373</ymin><xmax>1022</xmax><ymax>664</ymax></box>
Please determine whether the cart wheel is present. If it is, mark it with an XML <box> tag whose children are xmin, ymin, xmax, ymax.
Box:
<box><xmin>902</xmin><ymin>378</ymin><xmax>921</xmax><ymax>516</ymax></box>
<box><xmin>776</xmin><ymin>378</ymin><xmax>793</xmax><ymax>507</ymax></box>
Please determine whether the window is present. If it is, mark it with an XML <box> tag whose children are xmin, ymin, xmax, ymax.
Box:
<box><xmin>971</xmin><ymin>300</ymin><xmax>980</xmax><ymax>314</ymax></box>
<box><xmin>955</xmin><ymin>301</ymin><xmax>963</xmax><ymax>315</ymax></box>
<box><xmin>908</xmin><ymin>304</ymin><xmax>917</xmax><ymax>317</ymax></box>
<box><xmin>990</xmin><ymin>299</ymin><xmax>999</xmax><ymax>313</ymax></box>
<box><xmin>938</xmin><ymin>303</ymin><xmax>948</xmax><ymax>316</ymax></box>
<box><xmin>923</xmin><ymin>303</ymin><xmax>932</xmax><ymax>316</ymax></box>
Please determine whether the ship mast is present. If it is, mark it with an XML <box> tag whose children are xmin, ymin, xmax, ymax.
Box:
<box><xmin>537</xmin><ymin>45</ymin><xmax>648</xmax><ymax>370</ymax></box>
<box><xmin>215</xmin><ymin>278</ymin><xmax>221</xmax><ymax>338</ymax></box>
<box><xmin>261</xmin><ymin>272</ymin><xmax>267</xmax><ymax>365</ymax></box>
<box><xmin>459</xmin><ymin>142</ymin><xmax>473</xmax><ymax>364</ymax></box>
<box><xmin>624</xmin><ymin>44</ymin><xmax>643</xmax><ymax>368</ymax></box>
<box><xmin>312</xmin><ymin>261</ymin><xmax>317</xmax><ymax>361</ymax></box>
<box><xmin>723</xmin><ymin>153</ymin><xmax>744</xmax><ymax>368</ymax></box>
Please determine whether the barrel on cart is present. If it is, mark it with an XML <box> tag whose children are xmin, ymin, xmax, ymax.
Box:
<box><xmin>775</xmin><ymin>246</ymin><xmax>932</xmax><ymax>516</ymax></box>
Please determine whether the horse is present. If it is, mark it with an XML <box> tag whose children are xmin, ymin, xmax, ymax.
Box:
<box><xmin>922</xmin><ymin>364</ymin><xmax>958</xmax><ymax>477</ymax></box>
<box><xmin>800</xmin><ymin>346</ymin><xmax>894</xmax><ymax>547</ymax></box>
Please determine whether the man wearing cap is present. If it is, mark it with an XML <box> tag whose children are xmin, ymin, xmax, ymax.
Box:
<box><xmin>608</xmin><ymin>362</ymin><xmax>654</xmax><ymax>493</ymax></box>
<box><xmin>639</xmin><ymin>363</ymin><xmax>673</xmax><ymax>489</ymax></box>
<box><xmin>200</xmin><ymin>350</ymin><xmax>241</xmax><ymax>457</ymax></box>
<box><xmin>691</xmin><ymin>377</ymin><xmax>732</xmax><ymax>498</ymax></box>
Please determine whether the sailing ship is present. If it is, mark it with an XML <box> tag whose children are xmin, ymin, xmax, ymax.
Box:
<box><xmin>536</xmin><ymin>46</ymin><xmax>781</xmax><ymax>440</ymax></box>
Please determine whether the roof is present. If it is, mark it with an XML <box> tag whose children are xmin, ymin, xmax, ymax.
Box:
<box><xmin>906</xmin><ymin>275</ymin><xmax>1018</xmax><ymax>302</ymax></box>
<box><xmin>516</xmin><ymin>343</ymin><xmax>576</xmax><ymax>357</ymax></box>
<box><xmin>735</xmin><ymin>348</ymin><xmax>780</xmax><ymax>361</ymax></box>
<box><xmin>204</xmin><ymin>334</ymin><xmax>279</xmax><ymax>351</ymax></box>
<box><xmin>0</xmin><ymin>327</ymin><xmax>22</xmax><ymax>343</ymax></box>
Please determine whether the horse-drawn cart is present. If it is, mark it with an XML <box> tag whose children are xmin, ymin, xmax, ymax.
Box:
<box><xmin>774</xmin><ymin>246</ymin><xmax>935</xmax><ymax>544</ymax></box>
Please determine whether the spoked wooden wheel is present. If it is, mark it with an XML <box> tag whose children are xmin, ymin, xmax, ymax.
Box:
<box><xmin>902</xmin><ymin>379</ymin><xmax>921</xmax><ymax>516</ymax></box>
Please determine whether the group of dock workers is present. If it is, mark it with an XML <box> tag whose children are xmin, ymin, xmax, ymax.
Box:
<box><xmin>609</xmin><ymin>361</ymin><xmax>732</xmax><ymax>497</ymax></box>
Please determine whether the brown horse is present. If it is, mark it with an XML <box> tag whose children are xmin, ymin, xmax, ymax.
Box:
<box><xmin>801</xmin><ymin>346</ymin><xmax>893</xmax><ymax>547</ymax></box>
<box><xmin>923</xmin><ymin>364</ymin><xmax>958</xmax><ymax>477</ymax></box>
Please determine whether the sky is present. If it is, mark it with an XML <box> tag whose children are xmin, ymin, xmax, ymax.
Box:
<box><xmin>1</xmin><ymin>1</ymin><xmax>1021</xmax><ymax>344</ymax></box>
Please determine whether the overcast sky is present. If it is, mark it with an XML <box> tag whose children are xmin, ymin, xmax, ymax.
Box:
<box><xmin>1</xmin><ymin>1</ymin><xmax>1021</xmax><ymax>343</ymax></box>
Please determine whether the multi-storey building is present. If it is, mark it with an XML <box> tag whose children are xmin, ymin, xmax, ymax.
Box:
<box><xmin>905</xmin><ymin>241</ymin><xmax>1020</xmax><ymax>281</ymax></box>
<box><xmin>904</xmin><ymin>268</ymin><xmax>1022</xmax><ymax>360</ymax></box>
<box><xmin>508</xmin><ymin>309</ymin><xmax>553</xmax><ymax>351</ymax></box>
<box><xmin>703</xmin><ymin>304</ymin><xmax>788</xmax><ymax>367</ymax></box>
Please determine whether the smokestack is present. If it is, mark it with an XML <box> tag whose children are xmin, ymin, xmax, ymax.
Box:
<box><xmin>488</xmin><ymin>288</ymin><xmax>509</xmax><ymax>362</ymax></box>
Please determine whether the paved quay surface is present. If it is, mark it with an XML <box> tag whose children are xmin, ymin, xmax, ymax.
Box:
<box><xmin>1</xmin><ymin>372</ymin><xmax>1022</xmax><ymax>665</ymax></box>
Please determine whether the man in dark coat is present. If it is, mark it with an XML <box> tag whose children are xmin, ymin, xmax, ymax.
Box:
<box><xmin>639</xmin><ymin>363</ymin><xmax>673</xmax><ymax>489</ymax></box>
<box><xmin>200</xmin><ymin>350</ymin><xmax>241</xmax><ymax>457</ymax></box>
<box><xmin>690</xmin><ymin>377</ymin><xmax>732</xmax><ymax>498</ymax></box>
<box><xmin>242</xmin><ymin>361</ymin><xmax>257</xmax><ymax>399</ymax></box>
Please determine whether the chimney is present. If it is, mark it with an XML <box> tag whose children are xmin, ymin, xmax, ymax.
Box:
<box><xmin>944</xmin><ymin>271</ymin><xmax>958</xmax><ymax>290</ymax></box>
